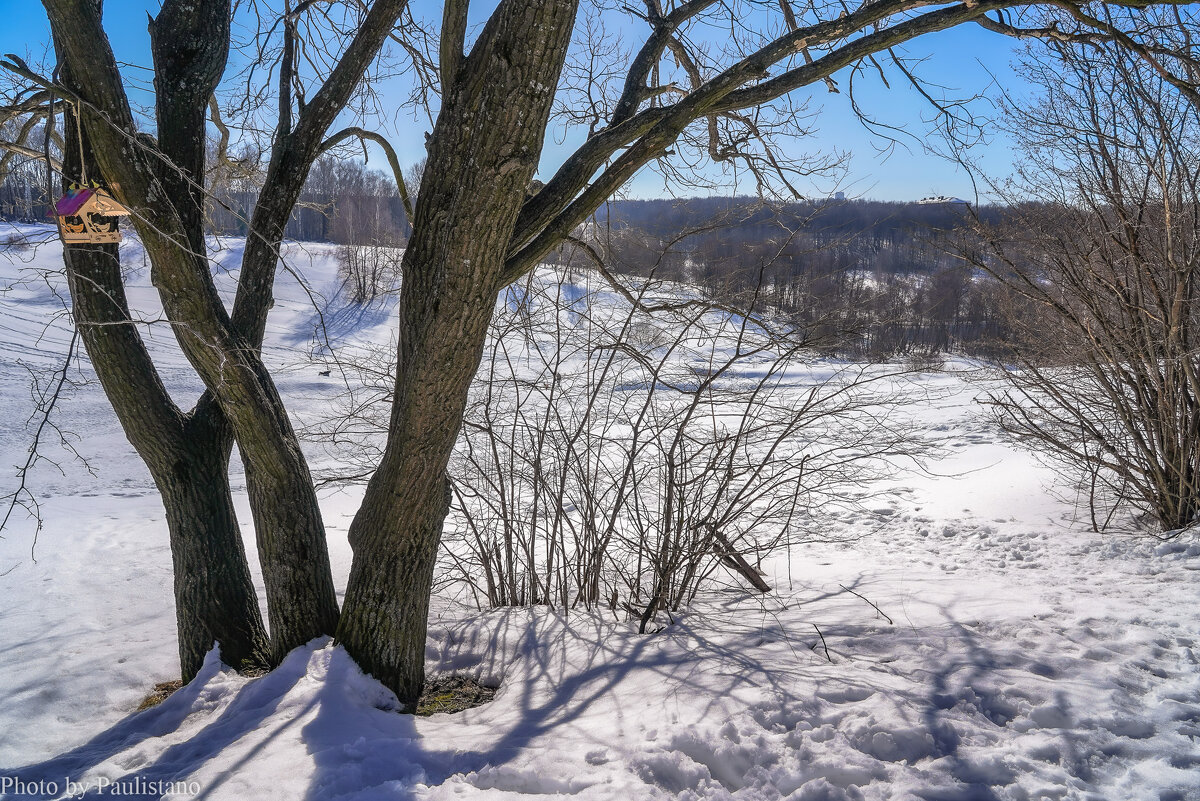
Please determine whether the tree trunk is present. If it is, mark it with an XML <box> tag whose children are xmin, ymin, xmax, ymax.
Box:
<box><xmin>152</xmin><ymin>0</ymin><xmax>341</xmax><ymax>660</ymax></box>
<box><xmin>159</xmin><ymin>406</ymin><xmax>273</xmax><ymax>676</ymax></box>
<box><xmin>48</xmin><ymin>0</ymin><xmax>343</xmax><ymax>664</ymax></box>
<box><xmin>336</xmin><ymin>0</ymin><xmax>579</xmax><ymax>709</ymax></box>
<box><xmin>61</xmin><ymin>238</ymin><xmax>270</xmax><ymax>679</ymax></box>
<box><xmin>57</xmin><ymin>63</ymin><xmax>271</xmax><ymax>675</ymax></box>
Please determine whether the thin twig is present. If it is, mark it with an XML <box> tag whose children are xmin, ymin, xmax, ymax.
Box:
<box><xmin>839</xmin><ymin>583</ymin><xmax>894</xmax><ymax>625</ymax></box>
<box><xmin>810</xmin><ymin>623</ymin><xmax>832</xmax><ymax>662</ymax></box>
<box><xmin>1</xmin><ymin>327</ymin><xmax>80</xmax><ymax>558</ymax></box>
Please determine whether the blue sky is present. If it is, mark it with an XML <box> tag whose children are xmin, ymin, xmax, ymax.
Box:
<box><xmin>0</xmin><ymin>0</ymin><xmax>1025</xmax><ymax>202</ymax></box>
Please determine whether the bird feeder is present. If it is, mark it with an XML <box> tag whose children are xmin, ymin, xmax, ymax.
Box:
<box><xmin>53</xmin><ymin>187</ymin><xmax>131</xmax><ymax>244</ymax></box>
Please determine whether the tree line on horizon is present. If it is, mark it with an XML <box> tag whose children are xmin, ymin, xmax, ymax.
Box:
<box><xmin>0</xmin><ymin>144</ymin><xmax>1032</xmax><ymax>362</ymax></box>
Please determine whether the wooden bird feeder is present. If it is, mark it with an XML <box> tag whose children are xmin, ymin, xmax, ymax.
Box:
<box><xmin>53</xmin><ymin>187</ymin><xmax>131</xmax><ymax>244</ymax></box>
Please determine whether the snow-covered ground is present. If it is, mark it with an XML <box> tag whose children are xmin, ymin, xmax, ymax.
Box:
<box><xmin>1</xmin><ymin>226</ymin><xmax>1197</xmax><ymax>800</ymax></box>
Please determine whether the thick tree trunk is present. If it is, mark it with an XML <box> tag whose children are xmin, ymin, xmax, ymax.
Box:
<box><xmin>47</xmin><ymin>0</ymin><xmax>343</xmax><ymax>663</ymax></box>
<box><xmin>336</xmin><ymin>0</ymin><xmax>579</xmax><ymax>709</ymax></box>
<box><xmin>149</xmin><ymin>0</ymin><xmax>228</xmax><ymax>256</ymax></box>
<box><xmin>336</xmin><ymin>276</ymin><xmax>494</xmax><ymax>707</ymax></box>
<box><xmin>50</xmin><ymin>0</ymin><xmax>326</xmax><ymax>678</ymax></box>
<box><xmin>47</xmin><ymin>0</ymin><xmax>415</xmax><ymax>664</ymax></box>
<box><xmin>242</xmin><ymin>452</ymin><xmax>341</xmax><ymax>660</ymax></box>
<box><xmin>152</xmin><ymin>0</ymin><xmax>340</xmax><ymax>659</ymax></box>
<box><xmin>157</xmin><ymin>408</ymin><xmax>272</xmax><ymax>676</ymax></box>
<box><xmin>61</xmin><ymin>237</ymin><xmax>270</xmax><ymax>679</ymax></box>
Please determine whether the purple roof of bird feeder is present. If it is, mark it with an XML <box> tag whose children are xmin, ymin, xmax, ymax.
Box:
<box><xmin>54</xmin><ymin>188</ymin><xmax>95</xmax><ymax>217</ymax></box>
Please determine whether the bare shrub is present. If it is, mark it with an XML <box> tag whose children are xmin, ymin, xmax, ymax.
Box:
<box><xmin>966</xmin><ymin>37</ymin><xmax>1200</xmax><ymax>533</ymax></box>
<box><xmin>338</xmin><ymin>244</ymin><xmax>402</xmax><ymax>303</ymax></box>
<box><xmin>309</xmin><ymin>236</ymin><xmax>930</xmax><ymax>630</ymax></box>
<box><xmin>2</xmin><ymin>231</ymin><xmax>30</xmax><ymax>252</ymax></box>
<box><xmin>440</xmin><ymin>269</ymin><xmax>926</xmax><ymax>628</ymax></box>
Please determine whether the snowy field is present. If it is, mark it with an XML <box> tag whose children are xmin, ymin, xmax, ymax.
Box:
<box><xmin>1</xmin><ymin>226</ymin><xmax>1198</xmax><ymax>801</ymax></box>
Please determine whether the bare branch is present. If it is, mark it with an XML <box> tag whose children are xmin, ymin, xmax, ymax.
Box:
<box><xmin>319</xmin><ymin>125</ymin><xmax>414</xmax><ymax>222</ymax></box>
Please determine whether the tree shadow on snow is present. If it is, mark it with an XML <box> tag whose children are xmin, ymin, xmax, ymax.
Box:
<box><xmin>4</xmin><ymin>643</ymin><xmax>326</xmax><ymax>799</ymax></box>
<box><xmin>5</xmin><ymin>584</ymin><xmax>1083</xmax><ymax>801</ymax></box>
<box><xmin>911</xmin><ymin>602</ymin><xmax>1086</xmax><ymax>801</ymax></box>
<box><xmin>4</xmin><ymin>612</ymin><xmax>715</xmax><ymax>800</ymax></box>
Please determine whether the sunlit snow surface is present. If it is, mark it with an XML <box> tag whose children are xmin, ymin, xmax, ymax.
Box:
<box><xmin>1</xmin><ymin>226</ymin><xmax>1198</xmax><ymax>801</ymax></box>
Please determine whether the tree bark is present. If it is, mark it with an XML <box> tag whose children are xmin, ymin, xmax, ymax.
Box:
<box><xmin>336</xmin><ymin>0</ymin><xmax>579</xmax><ymax>709</ymax></box>
<box><xmin>159</xmin><ymin>405</ymin><xmax>273</xmax><ymax>675</ymax></box>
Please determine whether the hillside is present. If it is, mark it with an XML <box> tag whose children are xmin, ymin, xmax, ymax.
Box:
<box><xmin>0</xmin><ymin>228</ymin><xmax>1197</xmax><ymax>801</ymax></box>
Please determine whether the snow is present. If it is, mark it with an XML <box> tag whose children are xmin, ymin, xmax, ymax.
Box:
<box><xmin>1</xmin><ymin>226</ymin><xmax>1198</xmax><ymax>800</ymax></box>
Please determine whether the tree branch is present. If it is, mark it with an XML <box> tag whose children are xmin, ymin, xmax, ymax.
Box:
<box><xmin>320</xmin><ymin>125</ymin><xmax>414</xmax><ymax>222</ymax></box>
<box><xmin>440</xmin><ymin>0</ymin><xmax>469</xmax><ymax>92</ymax></box>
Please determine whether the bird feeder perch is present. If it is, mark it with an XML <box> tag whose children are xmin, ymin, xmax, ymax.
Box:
<box><xmin>53</xmin><ymin>187</ymin><xmax>131</xmax><ymax>244</ymax></box>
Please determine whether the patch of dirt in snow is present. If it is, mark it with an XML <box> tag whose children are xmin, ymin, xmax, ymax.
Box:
<box><xmin>135</xmin><ymin>681</ymin><xmax>183</xmax><ymax>712</ymax></box>
<box><xmin>416</xmin><ymin>675</ymin><xmax>497</xmax><ymax>716</ymax></box>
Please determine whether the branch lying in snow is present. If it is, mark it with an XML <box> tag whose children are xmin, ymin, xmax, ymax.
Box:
<box><xmin>839</xmin><ymin>583</ymin><xmax>895</xmax><ymax>625</ymax></box>
<box><xmin>811</xmin><ymin>624</ymin><xmax>832</xmax><ymax>662</ymax></box>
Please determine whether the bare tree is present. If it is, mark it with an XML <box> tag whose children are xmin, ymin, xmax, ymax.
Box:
<box><xmin>1</xmin><ymin>0</ymin><xmax>1196</xmax><ymax>708</ymax></box>
<box><xmin>965</xmin><ymin>29</ymin><xmax>1200</xmax><ymax>533</ymax></box>
<box><xmin>2</xmin><ymin>0</ymin><xmax>412</xmax><ymax>678</ymax></box>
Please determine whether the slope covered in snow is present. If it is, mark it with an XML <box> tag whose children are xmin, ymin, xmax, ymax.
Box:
<box><xmin>0</xmin><ymin>228</ymin><xmax>1197</xmax><ymax>800</ymax></box>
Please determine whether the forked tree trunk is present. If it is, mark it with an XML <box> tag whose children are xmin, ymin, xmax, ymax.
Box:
<box><xmin>336</xmin><ymin>0</ymin><xmax>579</xmax><ymax>708</ymax></box>
<box><xmin>156</xmin><ymin>408</ymin><xmax>273</xmax><ymax>675</ymax></box>
<box><xmin>57</xmin><ymin>43</ymin><xmax>271</xmax><ymax>675</ymax></box>
<box><xmin>48</xmin><ymin>0</ymin><xmax>343</xmax><ymax>666</ymax></box>
<box><xmin>64</xmin><ymin>240</ymin><xmax>272</xmax><ymax>679</ymax></box>
<box><xmin>60</xmin><ymin>234</ymin><xmax>272</xmax><ymax>680</ymax></box>
<box><xmin>53</xmin><ymin>1</ymin><xmax>273</xmax><ymax>679</ymax></box>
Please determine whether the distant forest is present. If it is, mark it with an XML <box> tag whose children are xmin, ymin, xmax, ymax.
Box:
<box><xmin>2</xmin><ymin>157</ymin><xmax>1021</xmax><ymax>359</ymax></box>
<box><xmin>569</xmin><ymin>197</ymin><xmax>1021</xmax><ymax>360</ymax></box>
